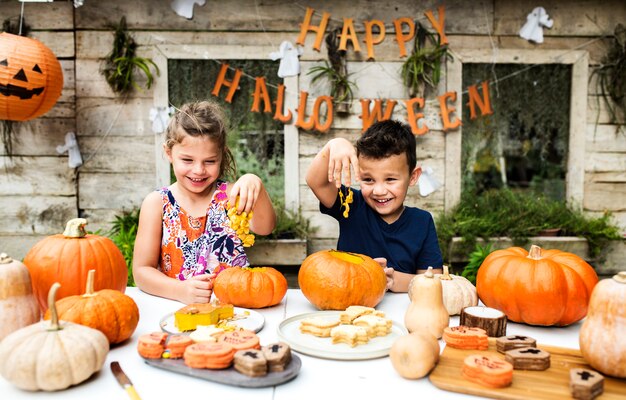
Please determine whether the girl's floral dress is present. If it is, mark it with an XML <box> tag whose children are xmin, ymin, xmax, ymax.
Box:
<box><xmin>158</xmin><ymin>181</ymin><xmax>249</xmax><ymax>280</ymax></box>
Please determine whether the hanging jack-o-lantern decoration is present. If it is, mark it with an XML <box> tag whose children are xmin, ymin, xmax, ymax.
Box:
<box><xmin>0</xmin><ymin>32</ymin><xmax>63</xmax><ymax>121</ymax></box>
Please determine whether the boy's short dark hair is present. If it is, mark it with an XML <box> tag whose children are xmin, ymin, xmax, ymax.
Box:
<box><xmin>355</xmin><ymin>120</ymin><xmax>417</xmax><ymax>173</ymax></box>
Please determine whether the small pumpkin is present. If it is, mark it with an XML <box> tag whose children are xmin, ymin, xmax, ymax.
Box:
<box><xmin>213</xmin><ymin>266</ymin><xmax>288</xmax><ymax>308</ymax></box>
<box><xmin>405</xmin><ymin>267</ymin><xmax>449</xmax><ymax>338</ymax></box>
<box><xmin>0</xmin><ymin>253</ymin><xmax>40</xmax><ymax>341</ymax></box>
<box><xmin>389</xmin><ymin>329</ymin><xmax>440</xmax><ymax>379</ymax></box>
<box><xmin>0</xmin><ymin>32</ymin><xmax>64</xmax><ymax>121</ymax></box>
<box><xmin>0</xmin><ymin>282</ymin><xmax>109</xmax><ymax>391</ymax></box>
<box><xmin>433</xmin><ymin>265</ymin><xmax>478</xmax><ymax>315</ymax></box>
<box><xmin>23</xmin><ymin>218</ymin><xmax>128</xmax><ymax>313</ymax></box>
<box><xmin>476</xmin><ymin>244</ymin><xmax>598</xmax><ymax>326</ymax></box>
<box><xmin>298</xmin><ymin>249</ymin><xmax>387</xmax><ymax>310</ymax></box>
<box><xmin>579</xmin><ymin>271</ymin><xmax>626</xmax><ymax>378</ymax></box>
<box><xmin>44</xmin><ymin>269</ymin><xmax>139</xmax><ymax>344</ymax></box>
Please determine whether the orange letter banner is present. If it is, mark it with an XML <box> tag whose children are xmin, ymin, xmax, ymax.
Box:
<box><xmin>438</xmin><ymin>91</ymin><xmax>462</xmax><ymax>131</ymax></box>
<box><xmin>466</xmin><ymin>81</ymin><xmax>493</xmax><ymax>120</ymax></box>
<box><xmin>363</xmin><ymin>20</ymin><xmax>386</xmax><ymax>60</ymax></box>
<box><xmin>211</xmin><ymin>63</ymin><xmax>242</xmax><ymax>103</ymax></box>
<box><xmin>251</xmin><ymin>77</ymin><xmax>272</xmax><ymax>113</ymax></box>
<box><xmin>296</xmin><ymin>7</ymin><xmax>330</xmax><ymax>52</ymax></box>
<box><xmin>273</xmin><ymin>83</ymin><xmax>292</xmax><ymax>123</ymax></box>
<box><xmin>404</xmin><ymin>97</ymin><xmax>429</xmax><ymax>135</ymax></box>
<box><xmin>359</xmin><ymin>99</ymin><xmax>397</xmax><ymax>132</ymax></box>
<box><xmin>424</xmin><ymin>5</ymin><xmax>449</xmax><ymax>45</ymax></box>
<box><xmin>338</xmin><ymin>18</ymin><xmax>361</xmax><ymax>53</ymax></box>
<box><xmin>295</xmin><ymin>91</ymin><xmax>334</xmax><ymax>133</ymax></box>
<box><xmin>393</xmin><ymin>17</ymin><xmax>415</xmax><ymax>58</ymax></box>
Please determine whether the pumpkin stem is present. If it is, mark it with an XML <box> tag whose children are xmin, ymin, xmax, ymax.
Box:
<box><xmin>527</xmin><ymin>244</ymin><xmax>543</xmax><ymax>260</ymax></box>
<box><xmin>47</xmin><ymin>282</ymin><xmax>62</xmax><ymax>331</ymax></box>
<box><xmin>63</xmin><ymin>218</ymin><xmax>88</xmax><ymax>238</ymax></box>
<box><xmin>0</xmin><ymin>253</ymin><xmax>11</xmax><ymax>264</ymax></box>
<box><xmin>84</xmin><ymin>269</ymin><xmax>97</xmax><ymax>297</ymax></box>
<box><xmin>440</xmin><ymin>265</ymin><xmax>453</xmax><ymax>280</ymax></box>
<box><xmin>614</xmin><ymin>271</ymin><xmax>626</xmax><ymax>284</ymax></box>
<box><xmin>424</xmin><ymin>266</ymin><xmax>434</xmax><ymax>278</ymax></box>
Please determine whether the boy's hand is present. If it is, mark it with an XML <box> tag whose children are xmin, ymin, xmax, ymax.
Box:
<box><xmin>229</xmin><ymin>173</ymin><xmax>263</xmax><ymax>214</ymax></box>
<box><xmin>374</xmin><ymin>257</ymin><xmax>393</xmax><ymax>292</ymax></box>
<box><xmin>179</xmin><ymin>274</ymin><xmax>215</xmax><ymax>304</ymax></box>
<box><xmin>326</xmin><ymin>138</ymin><xmax>360</xmax><ymax>188</ymax></box>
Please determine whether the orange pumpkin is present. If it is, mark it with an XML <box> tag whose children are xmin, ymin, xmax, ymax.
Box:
<box><xmin>0</xmin><ymin>32</ymin><xmax>63</xmax><ymax>121</ymax></box>
<box><xmin>298</xmin><ymin>249</ymin><xmax>387</xmax><ymax>310</ymax></box>
<box><xmin>476</xmin><ymin>244</ymin><xmax>598</xmax><ymax>326</ymax></box>
<box><xmin>23</xmin><ymin>218</ymin><xmax>128</xmax><ymax>313</ymax></box>
<box><xmin>213</xmin><ymin>266</ymin><xmax>288</xmax><ymax>308</ymax></box>
<box><xmin>44</xmin><ymin>269</ymin><xmax>139</xmax><ymax>344</ymax></box>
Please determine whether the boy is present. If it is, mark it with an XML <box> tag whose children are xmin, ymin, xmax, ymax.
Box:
<box><xmin>306</xmin><ymin>120</ymin><xmax>443</xmax><ymax>292</ymax></box>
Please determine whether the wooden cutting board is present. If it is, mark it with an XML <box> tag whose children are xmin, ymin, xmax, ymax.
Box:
<box><xmin>429</xmin><ymin>339</ymin><xmax>626</xmax><ymax>399</ymax></box>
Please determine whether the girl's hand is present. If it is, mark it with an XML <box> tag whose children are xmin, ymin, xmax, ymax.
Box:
<box><xmin>179</xmin><ymin>274</ymin><xmax>215</xmax><ymax>304</ymax></box>
<box><xmin>326</xmin><ymin>138</ymin><xmax>360</xmax><ymax>188</ymax></box>
<box><xmin>229</xmin><ymin>174</ymin><xmax>263</xmax><ymax>214</ymax></box>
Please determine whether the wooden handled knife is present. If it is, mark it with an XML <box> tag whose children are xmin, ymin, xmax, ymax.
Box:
<box><xmin>111</xmin><ymin>361</ymin><xmax>141</xmax><ymax>400</ymax></box>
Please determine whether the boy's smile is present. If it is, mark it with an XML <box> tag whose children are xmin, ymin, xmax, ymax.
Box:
<box><xmin>358</xmin><ymin>153</ymin><xmax>421</xmax><ymax>224</ymax></box>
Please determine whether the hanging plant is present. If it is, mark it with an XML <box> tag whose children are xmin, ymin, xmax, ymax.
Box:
<box><xmin>307</xmin><ymin>28</ymin><xmax>356</xmax><ymax>114</ymax></box>
<box><xmin>401</xmin><ymin>22</ymin><xmax>452</xmax><ymax>98</ymax></box>
<box><xmin>101</xmin><ymin>17</ymin><xmax>159</xmax><ymax>94</ymax></box>
<box><xmin>592</xmin><ymin>23</ymin><xmax>626</xmax><ymax>133</ymax></box>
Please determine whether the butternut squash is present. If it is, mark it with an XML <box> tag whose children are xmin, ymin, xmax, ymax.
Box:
<box><xmin>389</xmin><ymin>329</ymin><xmax>440</xmax><ymax>379</ymax></box>
<box><xmin>405</xmin><ymin>267</ymin><xmax>449</xmax><ymax>338</ymax></box>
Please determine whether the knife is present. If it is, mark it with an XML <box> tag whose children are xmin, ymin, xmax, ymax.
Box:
<box><xmin>111</xmin><ymin>361</ymin><xmax>141</xmax><ymax>400</ymax></box>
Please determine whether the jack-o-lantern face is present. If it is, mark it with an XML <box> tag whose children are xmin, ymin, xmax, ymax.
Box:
<box><xmin>0</xmin><ymin>32</ymin><xmax>63</xmax><ymax>121</ymax></box>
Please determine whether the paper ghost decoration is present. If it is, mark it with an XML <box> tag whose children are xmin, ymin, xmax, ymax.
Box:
<box><xmin>417</xmin><ymin>166</ymin><xmax>441</xmax><ymax>197</ymax></box>
<box><xmin>170</xmin><ymin>0</ymin><xmax>206</xmax><ymax>19</ymax></box>
<box><xmin>149</xmin><ymin>106</ymin><xmax>174</xmax><ymax>134</ymax></box>
<box><xmin>269</xmin><ymin>41</ymin><xmax>304</xmax><ymax>78</ymax></box>
<box><xmin>56</xmin><ymin>132</ymin><xmax>83</xmax><ymax>168</ymax></box>
<box><xmin>519</xmin><ymin>7</ymin><xmax>553</xmax><ymax>43</ymax></box>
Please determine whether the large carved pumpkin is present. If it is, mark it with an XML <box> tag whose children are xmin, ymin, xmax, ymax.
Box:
<box><xmin>213</xmin><ymin>266</ymin><xmax>288</xmax><ymax>308</ymax></box>
<box><xmin>298</xmin><ymin>249</ymin><xmax>387</xmax><ymax>310</ymax></box>
<box><xmin>476</xmin><ymin>245</ymin><xmax>598</xmax><ymax>326</ymax></box>
<box><xmin>23</xmin><ymin>218</ymin><xmax>127</xmax><ymax>313</ymax></box>
<box><xmin>0</xmin><ymin>32</ymin><xmax>63</xmax><ymax>121</ymax></box>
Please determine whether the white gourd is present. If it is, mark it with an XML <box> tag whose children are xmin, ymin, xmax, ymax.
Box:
<box><xmin>0</xmin><ymin>253</ymin><xmax>40</xmax><ymax>341</ymax></box>
<box><xmin>434</xmin><ymin>265</ymin><xmax>478</xmax><ymax>315</ymax></box>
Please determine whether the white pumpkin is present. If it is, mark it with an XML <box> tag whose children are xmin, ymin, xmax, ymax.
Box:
<box><xmin>433</xmin><ymin>265</ymin><xmax>478</xmax><ymax>315</ymax></box>
<box><xmin>0</xmin><ymin>282</ymin><xmax>109</xmax><ymax>391</ymax></box>
<box><xmin>0</xmin><ymin>253</ymin><xmax>40</xmax><ymax>341</ymax></box>
<box><xmin>579</xmin><ymin>271</ymin><xmax>626</xmax><ymax>378</ymax></box>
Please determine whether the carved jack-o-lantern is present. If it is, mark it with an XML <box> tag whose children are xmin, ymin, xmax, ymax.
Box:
<box><xmin>0</xmin><ymin>32</ymin><xmax>63</xmax><ymax>121</ymax></box>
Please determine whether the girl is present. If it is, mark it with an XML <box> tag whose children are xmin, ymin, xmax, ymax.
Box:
<box><xmin>133</xmin><ymin>101</ymin><xmax>276</xmax><ymax>304</ymax></box>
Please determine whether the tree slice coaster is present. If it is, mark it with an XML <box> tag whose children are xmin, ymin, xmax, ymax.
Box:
<box><xmin>496</xmin><ymin>335</ymin><xmax>537</xmax><ymax>354</ymax></box>
<box><xmin>460</xmin><ymin>306</ymin><xmax>507</xmax><ymax>337</ymax></box>
<box><xmin>569</xmin><ymin>368</ymin><xmax>604</xmax><ymax>400</ymax></box>
<box><xmin>505</xmin><ymin>347</ymin><xmax>550</xmax><ymax>371</ymax></box>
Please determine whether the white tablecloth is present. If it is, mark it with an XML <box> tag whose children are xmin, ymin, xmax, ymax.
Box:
<box><xmin>0</xmin><ymin>288</ymin><xmax>583</xmax><ymax>399</ymax></box>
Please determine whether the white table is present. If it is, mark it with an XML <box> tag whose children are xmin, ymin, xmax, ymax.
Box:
<box><xmin>0</xmin><ymin>288</ymin><xmax>583</xmax><ymax>399</ymax></box>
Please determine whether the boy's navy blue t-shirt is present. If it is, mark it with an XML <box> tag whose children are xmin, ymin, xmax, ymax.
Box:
<box><xmin>320</xmin><ymin>186</ymin><xmax>443</xmax><ymax>274</ymax></box>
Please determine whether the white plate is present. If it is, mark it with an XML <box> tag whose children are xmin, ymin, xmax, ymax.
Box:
<box><xmin>277</xmin><ymin>311</ymin><xmax>408</xmax><ymax>360</ymax></box>
<box><xmin>160</xmin><ymin>307</ymin><xmax>265</xmax><ymax>334</ymax></box>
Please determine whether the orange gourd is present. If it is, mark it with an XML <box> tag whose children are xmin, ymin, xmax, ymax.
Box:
<box><xmin>44</xmin><ymin>270</ymin><xmax>139</xmax><ymax>344</ymax></box>
<box><xmin>476</xmin><ymin>244</ymin><xmax>598</xmax><ymax>326</ymax></box>
<box><xmin>0</xmin><ymin>32</ymin><xmax>63</xmax><ymax>121</ymax></box>
<box><xmin>213</xmin><ymin>266</ymin><xmax>287</xmax><ymax>308</ymax></box>
<box><xmin>298</xmin><ymin>249</ymin><xmax>387</xmax><ymax>310</ymax></box>
<box><xmin>23</xmin><ymin>218</ymin><xmax>128</xmax><ymax>313</ymax></box>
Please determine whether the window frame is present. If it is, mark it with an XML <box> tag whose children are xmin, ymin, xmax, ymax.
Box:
<box><xmin>445</xmin><ymin>49</ymin><xmax>588</xmax><ymax>211</ymax></box>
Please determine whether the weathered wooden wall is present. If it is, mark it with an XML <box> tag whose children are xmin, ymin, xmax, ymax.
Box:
<box><xmin>1</xmin><ymin>0</ymin><xmax>624</xmax><ymax>261</ymax></box>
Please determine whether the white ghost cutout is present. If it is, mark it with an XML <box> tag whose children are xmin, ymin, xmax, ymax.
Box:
<box><xmin>519</xmin><ymin>7</ymin><xmax>554</xmax><ymax>44</ymax></box>
<box><xmin>171</xmin><ymin>0</ymin><xmax>206</xmax><ymax>20</ymax></box>
<box><xmin>418</xmin><ymin>166</ymin><xmax>442</xmax><ymax>197</ymax></box>
<box><xmin>269</xmin><ymin>41</ymin><xmax>304</xmax><ymax>78</ymax></box>
<box><xmin>56</xmin><ymin>132</ymin><xmax>83</xmax><ymax>168</ymax></box>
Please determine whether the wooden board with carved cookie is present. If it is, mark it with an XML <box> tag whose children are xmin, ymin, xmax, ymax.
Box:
<box><xmin>429</xmin><ymin>338</ymin><xmax>626</xmax><ymax>399</ymax></box>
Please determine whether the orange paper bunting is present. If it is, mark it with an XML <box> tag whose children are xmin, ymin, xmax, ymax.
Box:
<box><xmin>466</xmin><ymin>81</ymin><xmax>493</xmax><ymax>119</ymax></box>
<box><xmin>211</xmin><ymin>62</ymin><xmax>242</xmax><ymax>103</ymax></box>
<box><xmin>273</xmin><ymin>83</ymin><xmax>292</xmax><ymax>123</ymax></box>
<box><xmin>363</xmin><ymin>20</ymin><xmax>386</xmax><ymax>60</ymax></box>
<box><xmin>393</xmin><ymin>17</ymin><xmax>415</xmax><ymax>58</ymax></box>
<box><xmin>439</xmin><ymin>91</ymin><xmax>462</xmax><ymax>131</ymax></box>
<box><xmin>360</xmin><ymin>99</ymin><xmax>396</xmax><ymax>132</ymax></box>
<box><xmin>405</xmin><ymin>97</ymin><xmax>429</xmax><ymax>135</ymax></box>
<box><xmin>296</xmin><ymin>7</ymin><xmax>330</xmax><ymax>52</ymax></box>
<box><xmin>251</xmin><ymin>77</ymin><xmax>272</xmax><ymax>113</ymax></box>
<box><xmin>338</xmin><ymin>18</ymin><xmax>361</xmax><ymax>52</ymax></box>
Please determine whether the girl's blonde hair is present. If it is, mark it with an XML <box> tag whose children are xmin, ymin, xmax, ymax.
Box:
<box><xmin>164</xmin><ymin>101</ymin><xmax>236</xmax><ymax>180</ymax></box>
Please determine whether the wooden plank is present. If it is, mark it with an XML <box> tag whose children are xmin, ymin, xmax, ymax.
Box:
<box><xmin>74</xmin><ymin>0</ymin><xmax>491</xmax><ymax>34</ymax></box>
<box><xmin>494</xmin><ymin>0</ymin><xmax>626</xmax><ymax>37</ymax></box>
<box><xmin>77</xmin><ymin>136</ymin><xmax>156</xmax><ymax>173</ymax></box>
<box><xmin>0</xmin><ymin>156</ymin><xmax>75</xmax><ymax>196</ymax></box>
<box><xmin>75</xmin><ymin>59</ymin><xmax>155</xmax><ymax>99</ymax></box>
<box><xmin>498</xmin><ymin>36</ymin><xmax>609</xmax><ymax>66</ymax></box>
<box><xmin>585</xmin><ymin>153</ymin><xmax>626</xmax><ymax>172</ymax></box>
<box><xmin>246</xmin><ymin>239</ymin><xmax>307</xmax><ymax>266</ymax></box>
<box><xmin>0</xmin><ymin>234</ymin><xmax>47</xmax><ymax>261</ymax></box>
<box><xmin>79</xmin><ymin>208</ymin><xmax>127</xmax><ymax>235</ymax></box>
<box><xmin>586</xmin><ymin>124</ymin><xmax>626</xmax><ymax>152</ymax></box>
<box><xmin>76</xmin><ymin>97</ymin><xmax>154</xmax><ymax>137</ymax></box>
<box><xmin>0</xmin><ymin>196</ymin><xmax>77</xmax><ymax>235</ymax></box>
<box><xmin>567</xmin><ymin>52</ymin><xmax>588</xmax><ymax>208</ymax></box>
<box><xmin>30</xmin><ymin>31</ymin><xmax>75</xmax><ymax>58</ymax></box>
<box><xmin>586</xmin><ymin>171</ymin><xmax>626</xmax><ymax>183</ymax></box>
<box><xmin>584</xmin><ymin>182</ymin><xmax>626</xmax><ymax>211</ymax></box>
<box><xmin>78</xmin><ymin>172</ymin><xmax>153</xmax><ymax>210</ymax></box>
<box><xmin>587</xmin><ymin>95</ymin><xmax>626</xmax><ymax>125</ymax></box>
<box><xmin>0</xmin><ymin>1</ymin><xmax>73</xmax><ymax>30</ymax></box>
<box><xmin>304</xmin><ymin>211</ymin><xmax>339</xmax><ymax>239</ymax></box>
<box><xmin>0</xmin><ymin>119</ymin><xmax>74</xmax><ymax>156</ymax></box>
